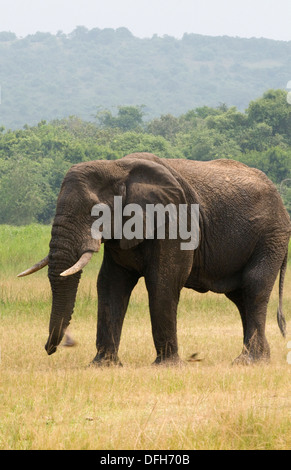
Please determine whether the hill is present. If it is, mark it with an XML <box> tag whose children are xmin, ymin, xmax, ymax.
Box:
<box><xmin>0</xmin><ymin>27</ymin><xmax>291</xmax><ymax>128</ymax></box>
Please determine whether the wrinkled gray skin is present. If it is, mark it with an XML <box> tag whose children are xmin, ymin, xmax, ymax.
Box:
<box><xmin>43</xmin><ymin>153</ymin><xmax>290</xmax><ymax>365</ymax></box>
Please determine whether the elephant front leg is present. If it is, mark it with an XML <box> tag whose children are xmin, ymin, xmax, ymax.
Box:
<box><xmin>145</xmin><ymin>242</ymin><xmax>192</xmax><ymax>365</ymax></box>
<box><xmin>92</xmin><ymin>254</ymin><xmax>138</xmax><ymax>366</ymax></box>
<box><xmin>146</xmin><ymin>278</ymin><xmax>182</xmax><ymax>365</ymax></box>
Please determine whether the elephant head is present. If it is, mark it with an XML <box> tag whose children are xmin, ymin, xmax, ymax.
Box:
<box><xmin>18</xmin><ymin>154</ymin><xmax>186</xmax><ymax>357</ymax></box>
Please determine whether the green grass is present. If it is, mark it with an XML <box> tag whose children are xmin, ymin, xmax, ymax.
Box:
<box><xmin>0</xmin><ymin>225</ymin><xmax>290</xmax><ymax>450</ymax></box>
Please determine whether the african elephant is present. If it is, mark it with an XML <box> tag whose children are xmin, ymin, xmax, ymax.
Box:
<box><xmin>18</xmin><ymin>153</ymin><xmax>291</xmax><ymax>365</ymax></box>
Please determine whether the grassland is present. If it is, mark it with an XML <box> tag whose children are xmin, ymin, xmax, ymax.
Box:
<box><xmin>0</xmin><ymin>225</ymin><xmax>290</xmax><ymax>450</ymax></box>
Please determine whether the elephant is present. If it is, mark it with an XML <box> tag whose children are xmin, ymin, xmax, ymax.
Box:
<box><xmin>18</xmin><ymin>152</ymin><xmax>291</xmax><ymax>365</ymax></box>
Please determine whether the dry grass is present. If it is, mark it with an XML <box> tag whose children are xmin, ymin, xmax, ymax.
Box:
<box><xmin>0</xmin><ymin>226</ymin><xmax>291</xmax><ymax>450</ymax></box>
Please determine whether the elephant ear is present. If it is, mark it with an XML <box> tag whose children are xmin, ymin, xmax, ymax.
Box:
<box><xmin>118</xmin><ymin>158</ymin><xmax>186</xmax><ymax>250</ymax></box>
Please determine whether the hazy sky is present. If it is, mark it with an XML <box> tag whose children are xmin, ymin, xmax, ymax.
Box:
<box><xmin>1</xmin><ymin>0</ymin><xmax>291</xmax><ymax>41</ymax></box>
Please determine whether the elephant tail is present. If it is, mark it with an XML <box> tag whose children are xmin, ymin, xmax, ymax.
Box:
<box><xmin>277</xmin><ymin>251</ymin><xmax>288</xmax><ymax>338</ymax></box>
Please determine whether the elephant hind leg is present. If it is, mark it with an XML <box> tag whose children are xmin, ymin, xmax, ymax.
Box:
<box><xmin>226</xmin><ymin>287</ymin><xmax>270</xmax><ymax>364</ymax></box>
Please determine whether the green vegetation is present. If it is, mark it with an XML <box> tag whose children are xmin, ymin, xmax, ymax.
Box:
<box><xmin>0</xmin><ymin>225</ymin><xmax>290</xmax><ymax>450</ymax></box>
<box><xmin>0</xmin><ymin>89</ymin><xmax>290</xmax><ymax>224</ymax></box>
<box><xmin>1</xmin><ymin>28</ymin><xmax>291</xmax><ymax>129</ymax></box>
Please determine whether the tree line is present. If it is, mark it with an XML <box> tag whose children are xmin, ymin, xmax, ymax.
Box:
<box><xmin>0</xmin><ymin>89</ymin><xmax>290</xmax><ymax>225</ymax></box>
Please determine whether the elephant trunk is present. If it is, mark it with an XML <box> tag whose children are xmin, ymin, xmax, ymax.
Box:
<box><xmin>45</xmin><ymin>273</ymin><xmax>81</xmax><ymax>355</ymax></box>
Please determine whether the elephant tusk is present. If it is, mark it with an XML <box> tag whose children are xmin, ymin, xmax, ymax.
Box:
<box><xmin>60</xmin><ymin>251</ymin><xmax>94</xmax><ymax>277</ymax></box>
<box><xmin>17</xmin><ymin>256</ymin><xmax>49</xmax><ymax>277</ymax></box>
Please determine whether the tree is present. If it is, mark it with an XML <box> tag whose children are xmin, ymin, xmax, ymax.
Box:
<box><xmin>205</xmin><ymin>107</ymin><xmax>248</xmax><ymax>141</ymax></box>
<box><xmin>237</xmin><ymin>147</ymin><xmax>291</xmax><ymax>184</ymax></box>
<box><xmin>0</xmin><ymin>158</ymin><xmax>45</xmax><ymax>225</ymax></box>
<box><xmin>146</xmin><ymin>114</ymin><xmax>181</xmax><ymax>141</ymax></box>
<box><xmin>279</xmin><ymin>179</ymin><xmax>291</xmax><ymax>215</ymax></box>
<box><xmin>0</xmin><ymin>32</ymin><xmax>16</xmax><ymax>42</ymax></box>
<box><xmin>247</xmin><ymin>89</ymin><xmax>291</xmax><ymax>136</ymax></box>
<box><xmin>179</xmin><ymin>125</ymin><xmax>241</xmax><ymax>161</ymax></box>
<box><xmin>109</xmin><ymin>131</ymin><xmax>182</xmax><ymax>159</ymax></box>
<box><xmin>95</xmin><ymin>106</ymin><xmax>145</xmax><ymax>131</ymax></box>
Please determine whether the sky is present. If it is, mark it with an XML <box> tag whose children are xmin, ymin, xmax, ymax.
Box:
<box><xmin>0</xmin><ymin>0</ymin><xmax>291</xmax><ymax>41</ymax></box>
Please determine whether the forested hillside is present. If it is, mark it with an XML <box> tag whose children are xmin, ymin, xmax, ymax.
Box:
<box><xmin>0</xmin><ymin>89</ymin><xmax>290</xmax><ymax>224</ymax></box>
<box><xmin>0</xmin><ymin>28</ymin><xmax>291</xmax><ymax>128</ymax></box>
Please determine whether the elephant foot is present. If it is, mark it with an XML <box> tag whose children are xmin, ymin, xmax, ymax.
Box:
<box><xmin>232</xmin><ymin>346</ymin><xmax>270</xmax><ymax>366</ymax></box>
<box><xmin>152</xmin><ymin>353</ymin><xmax>183</xmax><ymax>366</ymax></box>
<box><xmin>90</xmin><ymin>352</ymin><xmax>123</xmax><ymax>368</ymax></box>
<box><xmin>232</xmin><ymin>353</ymin><xmax>254</xmax><ymax>366</ymax></box>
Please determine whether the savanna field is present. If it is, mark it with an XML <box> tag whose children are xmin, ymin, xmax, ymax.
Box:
<box><xmin>0</xmin><ymin>225</ymin><xmax>290</xmax><ymax>450</ymax></box>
